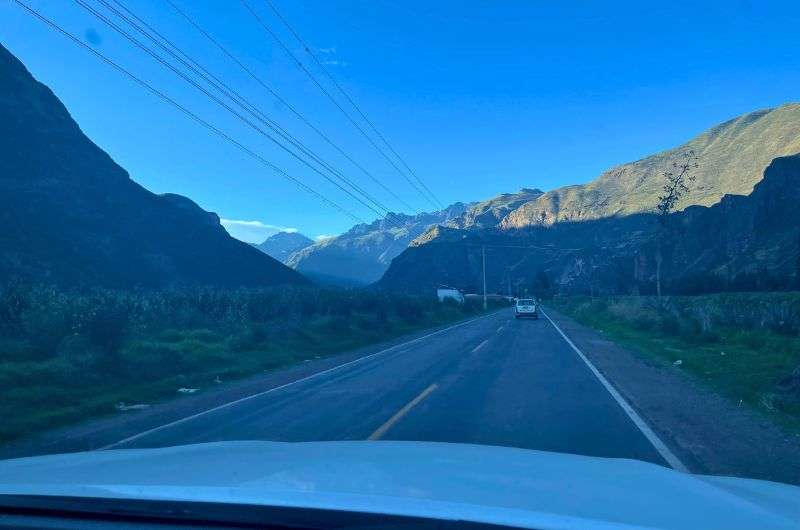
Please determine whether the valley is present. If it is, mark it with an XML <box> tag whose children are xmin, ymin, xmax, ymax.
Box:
<box><xmin>2</xmin><ymin>6</ymin><xmax>800</xmax><ymax>514</ymax></box>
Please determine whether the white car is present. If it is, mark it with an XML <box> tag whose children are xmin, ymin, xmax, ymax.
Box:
<box><xmin>515</xmin><ymin>298</ymin><xmax>538</xmax><ymax>319</ymax></box>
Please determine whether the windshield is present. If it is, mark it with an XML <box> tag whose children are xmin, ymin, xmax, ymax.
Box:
<box><xmin>1</xmin><ymin>1</ymin><xmax>800</xmax><ymax>527</ymax></box>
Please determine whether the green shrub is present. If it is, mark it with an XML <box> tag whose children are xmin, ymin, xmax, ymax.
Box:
<box><xmin>55</xmin><ymin>333</ymin><xmax>95</xmax><ymax>361</ymax></box>
<box><xmin>732</xmin><ymin>330</ymin><xmax>767</xmax><ymax>350</ymax></box>
<box><xmin>228</xmin><ymin>323</ymin><xmax>271</xmax><ymax>352</ymax></box>
<box><xmin>660</xmin><ymin>314</ymin><xmax>680</xmax><ymax>335</ymax></box>
<box><xmin>0</xmin><ymin>338</ymin><xmax>38</xmax><ymax>362</ymax></box>
<box><xmin>0</xmin><ymin>283</ymin><xmax>502</xmax><ymax>442</ymax></box>
<box><xmin>121</xmin><ymin>342</ymin><xmax>187</xmax><ymax>376</ymax></box>
<box><xmin>84</xmin><ymin>304</ymin><xmax>129</xmax><ymax>355</ymax></box>
<box><xmin>631</xmin><ymin>315</ymin><xmax>657</xmax><ymax>331</ymax></box>
<box><xmin>395</xmin><ymin>297</ymin><xmax>424</xmax><ymax>322</ymax></box>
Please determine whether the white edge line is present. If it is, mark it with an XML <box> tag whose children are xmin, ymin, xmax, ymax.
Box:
<box><xmin>99</xmin><ymin>310</ymin><xmax>503</xmax><ymax>450</ymax></box>
<box><xmin>471</xmin><ymin>339</ymin><xmax>489</xmax><ymax>353</ymax></box>
<box><xmin>540</xmin><ymin>307</ymin><xmax>689</xmax><ymax>473</ymax></box>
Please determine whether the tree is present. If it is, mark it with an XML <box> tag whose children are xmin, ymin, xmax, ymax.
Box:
<box><xmin>655</xmin><ymin>151</ymin><xmax>699</xmax><ymax>299</ymax></box>
<box><xmin>795</xmin><ymin>233</ymin><xmax>800</xmax><ymax>289</ymax></box>
<box><xmin>533</xmin><ymin>270</ymin><xmax>554</xmax><ymax>300</ymax></box>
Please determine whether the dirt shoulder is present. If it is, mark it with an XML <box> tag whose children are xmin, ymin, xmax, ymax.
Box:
<box><xmin>545</xmin><ymin>306</ymin><xmax>800</xmax><ymax>485</ymax></box>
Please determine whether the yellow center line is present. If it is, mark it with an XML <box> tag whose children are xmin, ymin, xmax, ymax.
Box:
<box><xmin>368</xmin><ymin>383</ymin><xmax>438</xmax><ymax>440</ymax></box>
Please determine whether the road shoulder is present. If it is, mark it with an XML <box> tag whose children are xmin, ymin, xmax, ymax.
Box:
<box><xmin>544</xmin><ymin>306</ymin><xmax>800</xmax><ymax>485</ymax></box>
<box><xmin>0</xmin><ymin>310</ymin><xmax>505</xmax><ymax>460</ymax></box>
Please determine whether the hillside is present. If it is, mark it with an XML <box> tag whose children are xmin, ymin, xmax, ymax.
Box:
<box><xmin>379</xmin><ymin>115</ymin><xmax>800</xmax><ymax>296</ymax></box>
<box><xmin>287</xmin><ymin>203</ymin><xmax>469</xmax><ymax>285</ymax></box>
<box><xmin>446</xmin><ymin>188</ymin><xmax>544</xmax><ymax>229</ymax></box>
<box><xmin>0</xmin><ymin>44</ymin><xmax>306</xmax><ymax>288</ymax></box>
<box><xmin>661</xmin><ymin>154</ymin><xmax>800</xmax><ymax>291</ymax></box>
<box><xmin>493</xmin><ymin>104</ymin><xmax>800</xmax><ymax>228</ymax></box>
<box><xmin>254</xmin><ymin>231</ymin><xmax>313</xmax><ymax>263</ymax></box>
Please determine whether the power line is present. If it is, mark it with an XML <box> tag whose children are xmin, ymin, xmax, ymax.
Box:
<box><xmin>97</xmin><ymin>0</ymin><xmax>393</xmax><ymax>219</ymax></box>
<box><xmin>11</xmin><ymin>0</ymin><xmax>364</xmax><ymax>225</ymax></box>
<box><xmin>239</xmin><ymin>0</ymin><xmax>440</xmax><ymax>211</ymax></box>
<box><xmin>163</xmin><ymin>0</ymin><xmax>419</xmax><ymax>215</ymax></box>
<box><xmin>458</xmin><ymin>242</ymin><xmax>583</xmax><ymax>252</ymax></box>
<box><xmin>74</xmin><ymin>0</ymin><xmax>389</xmax><ymax>220</ymax></box>
<box><xmin>76</xmin><ymin>0</ymin><xmax>382</xmax><ymax>218</ymax></box>
<box><xmin>263</xmin><ymin>0</ymin><xmax>444</xmax><ymax>210</ymax></box>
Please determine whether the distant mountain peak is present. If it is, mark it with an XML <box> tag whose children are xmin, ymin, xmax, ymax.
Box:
<box><xmin>254</xmin><ymin>231</ymin><xmax>314</xmax><ymax>264</ymax></box>
<box><xmin>286</xmin><ymin>202</ymin><xmax>472</xmax><ymax>285</ymax></box>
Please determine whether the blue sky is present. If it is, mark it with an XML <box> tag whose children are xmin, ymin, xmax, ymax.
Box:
<box><xmin>2</xmin><ymin>1</ymin><xmax>799</xmax><ymax>242</ymax></box>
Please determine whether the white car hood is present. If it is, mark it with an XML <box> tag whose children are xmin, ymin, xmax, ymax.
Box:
<box><xmin>0</xmin><ymin>441</ymin><xmax>797</xmax><ymax>530</ymax></box>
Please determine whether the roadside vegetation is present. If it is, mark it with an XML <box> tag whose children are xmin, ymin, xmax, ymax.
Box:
<box><xmin>0</xmin><ymin>284</ymin><xmax>504</xmax><ymax>443</ymax></box>
<box><xmin>551</xmin><ymin>294</ymin><xmax>800</xmax><ymax>431</ymax></box>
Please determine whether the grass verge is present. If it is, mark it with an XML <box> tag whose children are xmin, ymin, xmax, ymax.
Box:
<box><xmin>550</xmin><ymin>294</ymin><xmax>800</xmax><ymax>433</ymax></box>
<box><xmin>0</xmin><ymin>285</ymin><xmax>505</xmax><ymax>443</ymax></box>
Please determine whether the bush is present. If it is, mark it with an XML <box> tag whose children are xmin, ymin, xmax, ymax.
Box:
<box><xmin>659</xmin><ymin>314</ymin><xmax>680</xmax><ymax>335</ymax></box>
<box><xmin>84</xmin><ymin>304</ymin><xmax>129</xmax><ymax>355</ymax></box>
<box><xmin>394</xmin><ymin>297</ymin><xmax>425</xmax><ymax>322</ymax></box>
<box><xmin>55</xmin><ymin>333</ymin><xmax>100</xmax><ymax>368</ymax></box>
<box><xmin>20</xmin><ymin>299</ymin><xmax>74</xmax><ymax>357</ymax></box>
<box><xmin>121</xmin><ymin>342</ymin><xmax>187</xmax><ymax>376</ymax></box>
<box><xmin>631</xmin><ymin>315</ymin><xmax>657</xmax><ymax>331</ymax></box>
<box><xmin>0</xmin><ymin>283</ymin><xmax>501</xmax><ymax>440</ymax></box>
<box><xmin>0</xmin><ymin>337</ymin><xmax>39</xmax><ymax>362</ymax></box>
<box><xmin>228</xmin><ymin>323</ymin><xmax>270</xmax><ymax>352</ymax></box>
<box><xmin>677</xmin><ymin>319</ymin><xmax>719</xmax><ymax>344</ymax></box>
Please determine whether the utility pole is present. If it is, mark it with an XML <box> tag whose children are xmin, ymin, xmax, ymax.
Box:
<box><xmin>482</xmin><ymin>245</ymin><xmax>487</xmax><ymax>310</ymax></box>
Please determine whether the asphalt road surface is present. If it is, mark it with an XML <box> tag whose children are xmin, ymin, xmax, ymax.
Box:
<box><xmin>105</xmin><ymin>308</ymin><xmax>671</xmax><ymax>467</ymax></box>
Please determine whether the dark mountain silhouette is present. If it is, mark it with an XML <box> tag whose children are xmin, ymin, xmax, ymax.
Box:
<box><xmin>0</xmin><ymin>44</ymin><xmax>306</xmax><ymax>288</ymax></box>
<box><xmin>254</xmin><ymin>231</ymin><xmax>313</xmax><ymax>263</ymax></box>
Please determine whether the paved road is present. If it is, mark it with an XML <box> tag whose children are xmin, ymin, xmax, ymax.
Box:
<box><xmin>109</xmin><ymin>308</ymin><xmax>668</xmax><ymax>466</ymax></box>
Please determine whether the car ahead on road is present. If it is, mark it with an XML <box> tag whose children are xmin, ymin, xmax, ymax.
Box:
<box><xmin>0</xmin><ymin>441</ymin><xmax>798</xmax><ymax>530</ymax></box>
<box><xmin>515</xmin><ymin>298</ymin><xmax>538</xmax><ymax>319</ymax></box>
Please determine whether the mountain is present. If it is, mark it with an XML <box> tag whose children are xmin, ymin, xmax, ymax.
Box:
<box><xmin>287</xmin><ymin>203</ymin><xmax>470</xmax><ymax>285</ymax></box>
<box><xmin>254</xmin><ymin>232</ymin><xmax>313</xmax><ymax>263</ymax></box>
<box><xmin>0</xmin><ymin>44</ymin><xmax>307</xmax><ymax>289</ymax></box>
<box><xmin>378</xmin><ymin>106</ymin><xmax>800</xmax><ymax>295</ymax></box>
<box><xmin>446</xmin><ymin>188</ymin><xmax>544</xmax><ymax>229</ymax></box>
<box><xmin>655</xmin><ymin>153</ymin><xmax>800</xmax><ymax>292</ymax></box>
<box><xmin>380</xmin><ymin>155</ymin><xmax>800</xmax><ymax>295</ymax></box>
<box><xmin>497</xmin><ymin>104</ymin><xmax>800</xmax><ymax>229</ymax></box>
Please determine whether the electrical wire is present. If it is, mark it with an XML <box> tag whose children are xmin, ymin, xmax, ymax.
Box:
<box><xmin>163</xmin><ymin>0</ymin><xmax>420</xmax><ymax>215</ymax></box>
<box><xmin>74</xmin><ymin>0</ymin><xmax>388</xmax><ymax>219</ymax></box>
<box><xmin>11</xmin><ymin>0</ymin><xmax>365</xmax><ymax>224</ymax></box>
<box><xmin>239</xmin><ymin>0</ymin><xmax>440</xmax><ymax>211</ymax></box>
<box><xmin>99</xmin><ymin>0</ymin><xmax>393</xmax><ymax>219</ymax></box>
<box><xmin>263</xmin><ymin>0</ymin><xmax>444</xmax><ymax>209</ymax></box>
